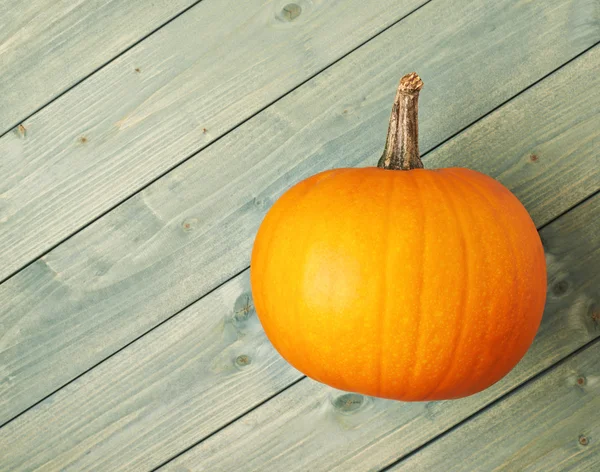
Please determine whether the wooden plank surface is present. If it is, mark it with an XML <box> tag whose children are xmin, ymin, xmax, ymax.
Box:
<box><xmin>161</xmin><ymin>193</ymin><xmax>600</xmax><ymax>472</ymax></box>
<box><xmin>0</xmin><ymin>0</ymin><xmax>199</xmax><ymax>134</ymax></box>
<box><xmin>1</xmin><ymin>0</ymin><xmax>598</xmax><ymax>426</ymax></box>
<box><xmin>390</xmin><ymin>341</ymin><xmax>600</xmax><ymax>472</ymax></box>
<box><xmin>0</xmin><ymin>0</ymin><xmax>429</xmax><ymax>282</ymax></box>
<box><xmin>0</xmin><ymin>274</ymin><xmax>302</xmax><ymax>471</ymax></box>
<box><xmin>1</xmin><ymin>53</ymin><xmax>599</xmax><ymax>470</ymax></box>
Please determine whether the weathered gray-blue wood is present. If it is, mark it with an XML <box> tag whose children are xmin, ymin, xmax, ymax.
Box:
<box><xmin>0</xmin><ymin>0</ymin><xmax>199</xmax><ymax>134</ymax></box>
<box><xmin>0</xmin><ymin>274</ymin><xmax>302</xmax><ymax>471</ymax></box>
<box><xmin>390</xmin><ymin>341</ymin><xmax>600</xmax><ymax>472</ymax></box>
<box><xmin>161</xmin><ymin>194</ymin><xmax>600</xmax><ymax>471</ymax></box>
<box><xmin>0</xmin><ymin>0</ymin><xmax>428</xmax><ymax>281</ymax></box>
<box><xmin>1</xmin><ymin>0</ymin><xmax>598</xmax><ymax>427</ymax></box>
<box><xmin>1</xmin><ymin>53</ymin><xmax>599</xmax><ymax>470</ymax></box>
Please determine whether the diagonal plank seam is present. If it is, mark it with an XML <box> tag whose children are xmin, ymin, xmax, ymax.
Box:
<box><xmin>527</xmin><ymin>187</ymin><xmax>600</xmax><ymax>234</ymax></box>
<box><xmin>420</xmin><ymin>40</ymin><xmax>600</xmax><ymax>159</ymax></box>
<box><xmin>0</xmin><ymin>0</ymin><xmax>209</xmax><ymax>140</ymax></box>
<box><xmin>0</xmin><ymin>0</ymin><xmax>435</xmax><ymax>286</ymax></box>
<box><xmin>151</xmin><ymin>189</ymin><xmax>600</xmax><ymax>471</ymax></box>
<box><xmin>2</xmin><ymin>35</ymin><xmax>596</xmax><ymax>290</ymax></box>
<box><xmin>378</xmin><ymin>336</ymin><xmax>600</xmax><ymax>472</ymax></box>
<box><xmin>0</xmin><ymin>45</ymin><xmax>596</xmax><ymax>432</ymax></box>
<box><xmin>149</xmin><ymin>376</ymin><xmax>307</xmax><ymax>472</ymax></box>
<box><xmin>0</xmin><ymin>262</ymin><xmax>246</xmax><ymax>430</ymax></box>
<box><xmin>2</xmin><ymin>44</ymin><xmax>599</xmax><ymax>470</ymax></box>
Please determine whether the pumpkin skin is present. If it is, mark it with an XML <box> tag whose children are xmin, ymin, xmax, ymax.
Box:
<box><xmin>250</xmin><ymin>167</ymin><xmax>546</xmax><ymax>401</ymax></box>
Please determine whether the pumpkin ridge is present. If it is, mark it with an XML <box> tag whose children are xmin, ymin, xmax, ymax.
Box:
<box><xmin>446</xmin><ymin>171</ymin><xmax>496</xmax><ymax>396</ymax></box>
<box><xmin>377</xmin><ymin>171</ymin><xmax>396</xmax><ymax>397</ymax></box>
<box><xmin>448</xmin><ymin>170</ymin><xmax>522</xmax><ymax>393</ymax></box>
<box><xmin>252</xmin><ymin>192</ymin><xmax>289</xmax><ymax>340</ymax></box>
<box><xmin>302</xmin><ymin>168</ymin><xmax>356</xmax><ymax>385</ymax></box>
<box><xmin>421</xmin><ymin>172</ymin><xmax>470</xmax><ymax>400</ymax></box>
<box><xmin>292</xmin><ymin>190</ymin><xmax>319</xmax><ymax>383</ymax></box>
<box><xmin>254</xmin><ymin>170</ymin><xmax>343</xmax><ymax>383</ymax></box>
<box><xmin>402</xmin><ymin>173</ymin><xmax>427</xmax><ymax>398</ymax></box>
<box><xmin>485</xmin><ymin>186</ymin><xmax>530</xmax><ymax>387</ymax></box>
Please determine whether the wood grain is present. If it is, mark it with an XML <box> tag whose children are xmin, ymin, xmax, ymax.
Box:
<box><xmin>0</xmin><ymin>0</ymin><xmax>199</xmax><ymax>134</ymax></box>
<box><xmin>390</xmin><ymin>341</ymin><xmax>600</xmax><ymax>472</ymax></box>
<box><xmin>161</xmin><ymin>193</ymin><xmax>600</xmax><ymax>471</ymax></box>
<box><xmin>1</xmin><ymin>0</ymin><xmax>599</xmax><ymax>428</ymax></box>
<box><xmin>0</xmin><ymin>273</ymin><xmax>303</xmax><ymax>471</ymax></box>
<box><xmin>1</xmin><ymin>57</ymin><xmax>599</xmax><ymax>470</ymax></box>
<box><xmin>0</xmin><ymin>0</ymin><xmax>429</xmax><ymax>281</ymax></box>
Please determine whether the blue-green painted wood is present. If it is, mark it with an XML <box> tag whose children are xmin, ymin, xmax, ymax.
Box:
<box><xmin>0</xmin><ymin>49</ymin><xmax>598</xmax><ymax>470</ymax></box>
<box><xmin>0</xmin><ymin>0</ymin><xmax>199</xmax><ymax>134</ymax></box>
<box><xmin>0</xmin><ymin>0</ymin><xmax>428</xmax><ymax>282</ymax></box>
<box><xmin>1</xmin><ymin>0</ymin><xmax>598</xmax><ymax>427</ymax></box>
<box><xmin>390</xmin><ymin>340</ymin><xmax>600</xmax><ymax>472</ymax></box>
<box><xmin>161</xmin><ymin>193</ymin><xmax>600</xmax><ymax>471</ymax></box>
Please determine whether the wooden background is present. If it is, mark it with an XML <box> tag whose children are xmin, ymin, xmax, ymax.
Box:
<box><xmin>0</xmin><ymin>0</ymin><xmax>598</xmax><ymax>470</ymax></box>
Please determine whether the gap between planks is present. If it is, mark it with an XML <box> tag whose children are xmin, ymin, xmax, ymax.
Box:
<box><xmin>2</xmin><ymin>33</ymin><xmax>597</xmax><ymax>289</ymax></box>
<box><xmin>0</xmin><ymin>0</ymin><xmax>206</xmax><ymax>138</ymax></box>
<box><xmin>1</xmin><ymin>1</ymin><xmax>596</xmax><ymax>460</ymax></box>
<box><xmin>1</xmin><ymin>46</ymin><xmax>598</xmax><ymax>469</ymax></box>
<box><xmin>1</xmin><ymin>40</ymin><xmax>598</xmax><ymax>432</ymax></box>
<box><xmin>0</xmin><ymin>37</ymin><xmax>598</xmax><ymax>428</ymax></box>
<box><xmin>153</xmin><ymin>189</ymin><xmax>600</xmax><ymax>471</ymax></box>
<box><xmin>150</xmin><ymin>50</ymin><xmax>600</xmax><ymax>463</ymax></box>
<box><xmin>379</xmin><ymin>336</ymin><xmax>600</xmax><ymax>472</ymax></box>
<box><xmin>152</xmin><ymin>190</ymin><xmax>600</xmax><ymax>471</ymax></box>
<box><xmin>0</xmin><ymin>0</ymin><xmax>434</xmax><ymax>285</ymax></box>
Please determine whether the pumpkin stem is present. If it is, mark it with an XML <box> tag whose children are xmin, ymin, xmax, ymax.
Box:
<box><xmin>377</xmin><ymin>72</ymin><xmax>424</xmax><ymax>170</ymax></box>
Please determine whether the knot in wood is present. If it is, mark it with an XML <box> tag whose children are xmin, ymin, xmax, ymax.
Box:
<box><xmin>551</xmin><ymin>279</ymin><xmax>569</xmax><ymax>296</ymax></box>
<box><xmin>235</xmin><ymin>354</ymin><xmax>251</xmax><ymax>367</ymax></box>
<box><xmin>333</xmin><ymin>393</ymin><xmax>364</xmax><ymax>413</ymax></box>
<box><xmin>182</xmin><ymin>217</ymin><xmax>199</xmax><ymax>232</ymax></box>
<box><xmin>281</xmin><ymin>3</ymin><xmax>302</xmax><ymax>21</ymax></box>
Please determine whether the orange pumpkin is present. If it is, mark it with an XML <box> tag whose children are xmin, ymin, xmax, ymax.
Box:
<box><xmin>250</xmin><ymin>73</ymin><xmax>546</xmax><ymax>401</ymax></box>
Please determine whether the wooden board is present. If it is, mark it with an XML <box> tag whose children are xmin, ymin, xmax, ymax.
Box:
<box><xmin>390</xmin><ymin>341</ymin><xmax>600</xmax><ymax>472</ymax></box>
<box><xmin>1</xmin><ymin>67</ymin><xmax>599</xmax><ymax>471</ymax></box>
<box><xmin>0</xmin><ymin>0</ymin><xmax>199</xmax><ymax>134</ymax></box>
<box><xmin>1</xmin><ymin>0</ymin><xmax>598</xmax><ymax>427</ymax></box>
<box><xmin>160</xmin><ymin>194</ymin><xmax>600</xmax><ymax>471</ymax></box>
<box><xmin>0</xmin><ymin>273</ymin><xmax>303</xmax><ymax>471</ymax></box>
<box><xmin>0</xmin><ymin>0</ymin><xmax>428</xmax><ymax>281</ymax></box>
<box><xmin>3</xmin><ymin>0</ymin><xmax>599</xmax><ymax>285</ymax></box>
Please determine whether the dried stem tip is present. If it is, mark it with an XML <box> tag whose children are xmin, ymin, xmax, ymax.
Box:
<box><xmin>377</xmin><ymin>72</ymin><xmax>424</xmax><ymax>171</ymax></box>
<box><xmin>399</xmin><ymin>72</ymin><xmax>424</xmax><ymax>94</ymax></box>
